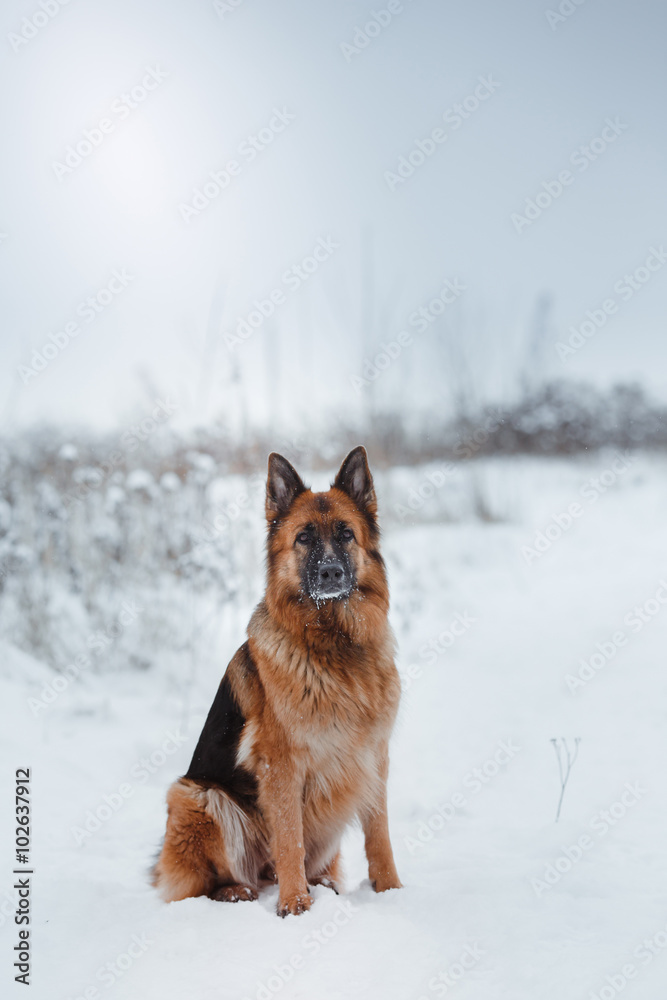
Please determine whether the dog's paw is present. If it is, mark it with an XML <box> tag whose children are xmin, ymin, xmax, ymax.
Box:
<box><xmin>372</xmin><ymin>876</ymin><xmax>403</xmax><ymax>893</ymax></box>
<box><xmin>277</xmin><ymin>890</ymin><xmax>312</xmax><ymax>917</ymax></box>
<box><xmin>309</xmin><ymin>875</ymin><xmax>339</xmax><ymax>894</ymax></box>
<box><xmin>210</xmin><ymin>884</ymin><xmax>258</xmax><ymax>903</ymax></box>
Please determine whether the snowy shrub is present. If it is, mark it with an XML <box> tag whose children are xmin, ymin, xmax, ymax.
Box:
<box><xmin>0</xmin><ymin>429</ymin><xmax>238</xmax><ymax>676</ymax></box>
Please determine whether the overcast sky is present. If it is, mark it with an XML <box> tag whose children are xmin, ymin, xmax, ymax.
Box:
<box><xmin>1</xmin><ymin>0</ymin><xmax>666</xmax><ymax>435</ymax></box>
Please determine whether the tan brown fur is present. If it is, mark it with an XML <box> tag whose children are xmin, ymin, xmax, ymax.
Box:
<box><xmin>152</xmin><ymin>447</ymin><xmax>402</xmax><ymax>916</ymax></box>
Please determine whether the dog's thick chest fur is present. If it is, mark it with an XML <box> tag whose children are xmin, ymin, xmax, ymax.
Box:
<box><xmin>152</xmin><ymin>446</ymin><xmax>403</xmax><ymax>916</ymax></box>
<box><xmin>247</xmin><ymin>600</ymin><xmax>399</xmax><ymax>742</ymax></box>
<box><xmin>239</xmin><ymin>609</ymin><xmax>400</xmax><ymax>816</ymax></box>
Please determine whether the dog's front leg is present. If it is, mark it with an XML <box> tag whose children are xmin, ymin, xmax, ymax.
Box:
<box><xmin>361</xmin><ymin>751</ymin><xmax>402</xmax><ymax>893</ymax></box>
<box><xmin>258</xmin><ymin>757</ymin><xmax>311</xmax><ymax>916</ymax></box>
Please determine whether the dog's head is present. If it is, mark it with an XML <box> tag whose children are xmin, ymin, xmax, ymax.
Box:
<box><xmin>265</xmin><ymin>447</ymin><xmax>386</xmax><ymax>615</ymax></box>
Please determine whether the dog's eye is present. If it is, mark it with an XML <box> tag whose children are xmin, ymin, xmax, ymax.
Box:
<box><xmin>340</xmin><ymin>527</ymin><xmax>354</xmax><ymax>542</ymax></box>
<box><xmin>296</xmin><ymin>531</ymin><xmax>310</xmax><ymax>545</ymax></box>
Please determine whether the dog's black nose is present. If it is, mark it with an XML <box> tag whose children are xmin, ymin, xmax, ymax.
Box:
<box><xmin>318</xmin><ymin>561</ymin><xmax>344</xmax><ymax>585</ymax></box>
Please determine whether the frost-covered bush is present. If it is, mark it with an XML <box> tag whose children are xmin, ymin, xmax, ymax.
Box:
<box><xmin>0</xmin><ymin>429</ymin><xmax>239</xmax><ymax>674</ymax></box>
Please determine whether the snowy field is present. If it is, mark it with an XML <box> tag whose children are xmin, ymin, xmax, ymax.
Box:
<box><xmin>3</xmin><ymin>452</ymin><xmax>667</xmax><ymax>1000</ymax></box>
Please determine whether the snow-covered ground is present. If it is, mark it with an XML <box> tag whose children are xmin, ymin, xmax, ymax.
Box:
<box><xmin>3</xmin><ymin>453</ymin><xmax>667</xmax><ymax>1000</ymax></box>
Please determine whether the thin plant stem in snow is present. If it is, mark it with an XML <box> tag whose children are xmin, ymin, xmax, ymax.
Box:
<box><xmin>551</xmin><ymin>737</ymin><xmax>581</xmax><ymax>823</ymax></box>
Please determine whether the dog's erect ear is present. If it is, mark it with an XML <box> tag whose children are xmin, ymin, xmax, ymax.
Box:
<box><xmin>266</xmin><ymin>453</ymin><xmax>306</xmax><ymax>520</ymax></box>
<box><xmin>333</xmin><ymin>446</ymin><xmax>376</xmax><ymax>513</ymax></box>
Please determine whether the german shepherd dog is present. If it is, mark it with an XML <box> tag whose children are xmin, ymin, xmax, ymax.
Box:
<box><xmin>152</xmin><ymin>447</ymin><xmax>402</xmax><ymax>916</ymax></box>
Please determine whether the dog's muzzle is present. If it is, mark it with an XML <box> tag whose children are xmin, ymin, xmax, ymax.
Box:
<box><xmin>308</xmin><ymin>557</ymin><xmax>353</xmax><ymax>601</ymax></box>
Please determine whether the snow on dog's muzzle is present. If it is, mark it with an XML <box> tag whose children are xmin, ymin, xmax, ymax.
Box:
<box><xmin>306</xmin><ymin>543</ymin><xmax>354</xmax><ymax>600</ymax></box>
<box><xmin>312</xmin><ymin>558</ymin><xmax>351</xmax><ymax>599</ymax></box>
